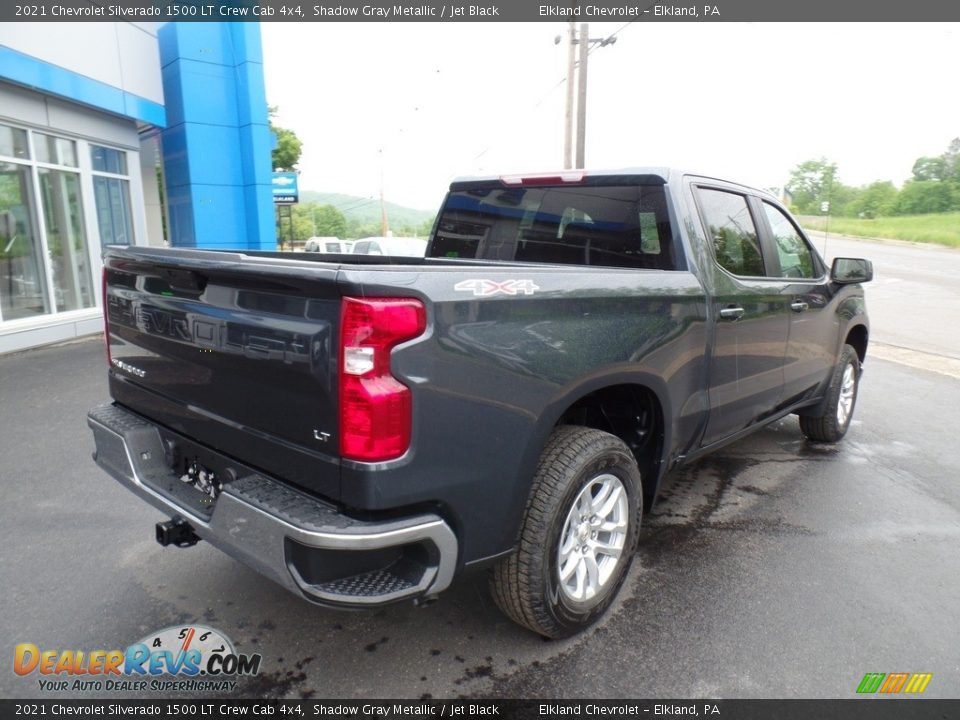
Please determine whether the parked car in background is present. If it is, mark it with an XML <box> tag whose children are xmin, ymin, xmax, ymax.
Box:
<box><xmin>305</xmin><ymin>237</ymin><xmax>352</xmax><ymax>254</ymax></box>
<box><xmin>352</xmin><ymin>236</ymin><xmax>427</xmax><ymax>257</ymax></box>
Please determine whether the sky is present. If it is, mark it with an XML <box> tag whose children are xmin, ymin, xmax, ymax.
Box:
<box><xmin>261</xmin><ymin>22</ymin><xmax>959</xmax><ymax>212</ymax></box>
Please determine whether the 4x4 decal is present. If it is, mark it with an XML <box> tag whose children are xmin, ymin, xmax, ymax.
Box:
<box><xmin>454</xmin><ymin>279</ymin><xmax>541</xmax><ymax>297</ymax></box>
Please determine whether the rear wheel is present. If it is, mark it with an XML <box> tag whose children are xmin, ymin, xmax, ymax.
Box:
<box><xmin>491</xmin><ymin>426</ymin><xmax>642</xmax><ymax>638</ymax></box>
<box><xmin>799</xmin><ymin>344</ymin><xmax>861</xmax><ymax>443</ymax></box>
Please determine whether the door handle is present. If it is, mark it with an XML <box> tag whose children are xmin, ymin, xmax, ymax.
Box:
<box><xmin>719</xmin><ymin>306</ymin><xmax>745</xmax><ymax>321</ymax></box>
<box><xmin>790</xmin><ymin>301</ymin><xmax>809</xmax><ymax>313</ymax></box>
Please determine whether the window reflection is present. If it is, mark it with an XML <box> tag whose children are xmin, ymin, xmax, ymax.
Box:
<box><xmin>93</xmin><ymin>176</ymin><xmax>133</xmax><ymax>246</ymax></box>
<box><xmin>762</xmin><ymin>202</ymin><xmax>816</xmax><ymax>279</ymax></box>
<box><xmin>35</xmin><ymin>133</ymin><xmax>78</xmax><ymax>168</ymax></box>
<box><xmin>0</xmin><ymin>161</ymin><xmax>49</xmax><ymax>320</ymax></box>
<box><xmin>39</xmin><ymin>168</ymin><xmax>94</xmax><ymax>311</ymax></box>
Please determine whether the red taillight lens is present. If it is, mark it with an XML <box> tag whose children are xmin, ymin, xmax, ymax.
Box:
<box><xmin>102</xmin><ymin>267</ymin><xmax>112</xmax><ymax>367</ymax></box>
<box><xmin>339</xmin><ymin>297</ymin><xmax>426</xmax><ymax>462</ymax></box>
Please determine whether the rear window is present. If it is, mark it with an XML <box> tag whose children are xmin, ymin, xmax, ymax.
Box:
<box><xmin>429</xmin><ymin>184</ymin><xmax>677</xmax><ymax>270</ymax></box>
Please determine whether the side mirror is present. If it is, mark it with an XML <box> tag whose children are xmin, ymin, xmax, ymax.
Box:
<box><xmin>831</xmin><ymin>257</ymin><xmax>873</xmax><ymax>284</ymax></box>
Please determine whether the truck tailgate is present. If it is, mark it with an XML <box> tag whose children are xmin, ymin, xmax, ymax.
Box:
<box><xmin>103</xmin><ymin>248</ymin><xmax>342</xmax><ymax>499</ymax></box>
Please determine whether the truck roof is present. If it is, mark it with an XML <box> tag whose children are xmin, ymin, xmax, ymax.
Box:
<box><xmin>448</xmin><ymin>168</ymin><xmax>773</xmax><ymax>199</ymax></box>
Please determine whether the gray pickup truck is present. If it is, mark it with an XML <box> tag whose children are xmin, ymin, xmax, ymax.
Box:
<box><xmin>88</xmin><ymin>168</ymin><xmax>872</xmax><ymax>637</ymax></box>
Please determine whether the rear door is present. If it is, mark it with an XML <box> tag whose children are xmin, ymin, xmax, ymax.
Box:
<box><xmin>693</xmin><ymin>185</ymin><xmax>793</xmax><ymax>447</ymax></box>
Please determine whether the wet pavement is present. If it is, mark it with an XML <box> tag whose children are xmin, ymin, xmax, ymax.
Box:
<box><xmin>2</xmin><ymin>332</ymin><xmax>958</xmax><ymax>700</ymax></box>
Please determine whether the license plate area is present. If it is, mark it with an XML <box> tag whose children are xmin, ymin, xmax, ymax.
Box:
<box><xmin>140</xmin><ymin>427</ymin><xmax>252</xmax><ymax>520</ymax></box>
<box><xmin>179</xmin><ymin>458</ymin><xmax>222</xmax><ymax>501</ymax></box>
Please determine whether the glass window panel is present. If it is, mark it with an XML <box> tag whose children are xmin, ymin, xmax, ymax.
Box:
<box><xmin>0</xmin><ymin>125</ymin><xmax>30</xmax><ymax>160</ymax></box>
<box><xmin>35</xmin><ymin>133</ymin><xmax>78</xmax><ymax>168</ymax></box>
<box><xmin>430</xmin><ymin>184</ymin><xmax>677</xmax><ymax>270</ymax></box>
<box><xmin>762</xmin><ymin>202</ymin><xmax>816</xmax><ymax>279</ymax></box>
<box><xmin>38</xmin><ymin>168</ymin><xmax>94</xmax><ymax>312</ymax></box>
<box><xmin>93</xmin><ymin>176</ymin><xmax>133</xmax><ymax>246</ymax></box>
<box><xmin>90</xmin><ymin>144</ymin><xmax>127</xmax><ymax>175</ymax></box>
<box><xmin>0</xmin><ymin>162</ymin><xmax>50</xmax><ymax>320</ymax></box>
<box><xmin>697</xmin><ymin>188</ymin><xmax>765</xmax><ymax>277</ymax></box>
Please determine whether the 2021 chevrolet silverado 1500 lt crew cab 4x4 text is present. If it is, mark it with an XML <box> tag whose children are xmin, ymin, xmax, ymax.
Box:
<box><xmin>88</xmin><ymin>169</ymin><xmax>872</xmax><ymax>637</ymax></box>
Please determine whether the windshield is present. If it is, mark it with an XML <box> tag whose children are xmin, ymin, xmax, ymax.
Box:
<box><xmin>429</xmin><ymin>184</ymin><xmax>677</xmax><ymax>270</ymax></box>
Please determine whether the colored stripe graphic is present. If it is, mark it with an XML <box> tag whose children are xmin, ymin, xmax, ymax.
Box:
<box><xmin>879</xmin><ymin>672</ymin><xmax>910</xmax><ymax>693</ymax></box>
<box><xmin>857</xmin><ymin>672</ymin><xmax>933</xmax><ymax>694</ymax></box>
<box><xmin>904</xmin><ymin>673</ymin><xmax>933</xmax><ymax>694</ymax></box>
<box><xmin>857</xmin><ymin>673</ymin><xmax>885</xmax><ymax>694</ymax></box>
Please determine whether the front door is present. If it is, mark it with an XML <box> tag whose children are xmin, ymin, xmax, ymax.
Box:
<box><xmin>694</xmin><ymin>186</ymin><xmax>792</xmax><ymax>447</ymax></box>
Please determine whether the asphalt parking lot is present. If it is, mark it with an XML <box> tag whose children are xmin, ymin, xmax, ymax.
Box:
<box><xmin>2</xmin><ymin>328</ymin><xmax>959</xmax><ymax>700</ymax></box>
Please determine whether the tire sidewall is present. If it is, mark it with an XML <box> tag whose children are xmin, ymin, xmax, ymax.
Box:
<box><xmin>541</xmin><ymin>442</ymin><xmax>642</xmax><ymax>634</ymax></box>
<box><xmin>831</xmin><ymin>347</ymin><xmax>860</xmax><ymax>437</ymax></box>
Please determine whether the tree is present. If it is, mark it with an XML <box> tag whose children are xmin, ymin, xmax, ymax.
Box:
<box><xmin>848</xmin><ymin>181</ymin><xmax>898</xmax><ymax>219</ymax></box>
<box><xmin>912</xmin><ymin>156</ymin><xmax>947</xmax><ymax>182</ymax></box>
<box><xmin>268</xmin><ymin>106</ymin><xmax>302</xmax><ymax>171</ymax></box>
<box><xmin>944</xmin><ymin>138</ymin><xmax>960</xmax><ymax>183</ymax></box>
<box><xmin>892</xmin><ymin>180</ymin><xmax>958</xmax><ymax>215</ymax></box>
<box><xmin>786</xmin><ymin>158</ymin><xmax>839</xmax><ymax>214</ymax></box>
<box><xmin>308</xmin><ymin>204</ymin><xmax>348</xmax><ymax>238</ymax></box>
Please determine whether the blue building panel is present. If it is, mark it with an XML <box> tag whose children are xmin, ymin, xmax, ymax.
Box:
<box><xmin>167</xmin><ymin>59</ymin><xmax>240</xmax><ymax>127</ymax></box>
<box><xmin>238</xmin><ymin>122</ymin><xmax>274</xmax><ymax>188</ymax></box>
<box><xmin>0</xmin><ymin>46</ymin><xmax>166</xmax><ymax>127</ymax></box>
<box><xmin>190</xmin><ymin>184</ymin><xmax>249</xmax><ymax>246</ymax></box>
<box><xmin>234</xmin><ymin>61</ymin><xmax>269</xmax><ymax>129</ymax></box>
<box><xmin>227</xmin><ymin>21</ymin><xmax>265</xmax><ymax>65</ymax></box>
<box><xmin>159</xmin><ymin>23</ymin><xmax>235</xmax><ymax>69</ymax></box>
<box><xmin>159</xmin><ymin>22</ymin><xmax>276</xmax><ymax>251</ymax></box>
<box><xmin>243</xmin><ymin>183</ymin><xmax>277</xmax><ymax>251</ymax></box>
<box><xmin>158</xmin><ymin>122</ymin><xmax>190</xmax><ymax>189</ymax></box>
<box><xmin>164</xmin><ymin>189</ymin><xmax>196</xmax><ymax>248</ymax></box>
<box><xmin>184</xmin><ymin>125</ymin><xmax>244</xmax><ymax>186</ymax></box>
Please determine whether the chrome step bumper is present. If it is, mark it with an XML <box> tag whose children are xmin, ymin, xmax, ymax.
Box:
<box><xmin>87</xmin><ymin>403</ymin><xmax>458</xmax><ymax>607</ymax></box>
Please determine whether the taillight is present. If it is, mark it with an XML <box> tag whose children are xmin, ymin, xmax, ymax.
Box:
<box><xmin>102</xmin><ymin>267</ymin><xmax>112</xmax><ymax>367</ymax></box>
<box><xmin>339</xmin><ymin>297</ymin><xmax>426</xmax><ymax>462</ymax></box>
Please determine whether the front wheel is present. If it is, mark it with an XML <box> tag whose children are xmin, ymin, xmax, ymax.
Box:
<box><xmin>490</xmin><ymin>426</ymin><xmax>642</xmax><ymax>638</ymax></box>
<box><xmin>799</xmin><ymin>344</ymin><xmax>861</xmax><ymax>443</ymax></box>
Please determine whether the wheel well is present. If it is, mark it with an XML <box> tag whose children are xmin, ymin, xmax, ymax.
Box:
<box><xmin>846</xmin><ymin>325</ymin><xmax>868</xmax><ymax>363</ymax></box>
<box><xmin>556</xmin><ymin>384</ymin><xmax>664</xmax><ymax>512</ymax></box>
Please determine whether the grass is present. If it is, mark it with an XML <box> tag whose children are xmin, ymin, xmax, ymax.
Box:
<box><xmin>798</xmin><ymin>213</ymin><xmax>960</xmax><ymax>248</ymax></box>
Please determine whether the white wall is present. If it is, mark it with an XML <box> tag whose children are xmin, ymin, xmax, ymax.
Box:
<box><xmin>0</xmin><ymin>22</ymin><xmax>163</xmax><ymax>105</ymax></box>
<box><xmin>0</xmin><ymin>82</ymin><xmax>140</xmax><ymax>150</ymax></box>
<box><xmin>139</xmin><ymin>133</ymin><xmax>167</xmax><ymax>247</ymax></box>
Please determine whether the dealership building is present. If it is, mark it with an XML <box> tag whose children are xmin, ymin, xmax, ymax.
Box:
<box><xmin>0</xmin><ymin>21</ymin><xmax>275</xmax><ymax>353</ymax></box>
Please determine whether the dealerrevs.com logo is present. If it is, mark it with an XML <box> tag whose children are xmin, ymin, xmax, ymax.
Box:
<box><xmin>14</xmin><ymin>625</ymin><xmax>261</xmax><ymax>693</ymax></box>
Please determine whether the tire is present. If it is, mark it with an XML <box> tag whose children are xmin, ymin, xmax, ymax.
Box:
<box><xmin>490</xmin><ymin>425</ymin><xmax>643</xmax><ymax>638</ymax></box>
<box><xmin>799</xmin><ymin>344</ymin><xmax>861</xmax><ymax>443</ymax></box>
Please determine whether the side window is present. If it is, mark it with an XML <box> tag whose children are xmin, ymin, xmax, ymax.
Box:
<box><xmin>762</xmin><ymin>202</ymin><xmax>816</xmax><ymax>279</ymax></box>
<box><xmin>696</xmin><ymin>188</ymin><xmax>764</xmax><ymax>277</ymax></box>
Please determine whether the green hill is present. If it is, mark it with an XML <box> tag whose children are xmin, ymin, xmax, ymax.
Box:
<box><xmin>300</xmin><ymin>191</ymin><xmax>437</xmax><ymax>230</ymax></box>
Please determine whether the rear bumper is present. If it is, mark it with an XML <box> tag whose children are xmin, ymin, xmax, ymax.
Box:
<box><xmin>87</xmin><ymin>403</ymin><xmax>458</xmax><ymax>607</ymax></box>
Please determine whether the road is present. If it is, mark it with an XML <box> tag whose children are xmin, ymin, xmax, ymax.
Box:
<box><xmin>809</xmin><ymin>231</ymin><xmax>960</xmax><ymax>376</ymax></box>
<box><xmin>2</xmin><ymin>236</ymin><xmax>959</xmax><ymax>701</ymax></box>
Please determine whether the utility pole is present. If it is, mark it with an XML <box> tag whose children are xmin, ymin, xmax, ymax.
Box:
<box><xmin>563</xmin><ymin>21</ymin><xmax>576</xmax><ymax>170</ymax></box>
<box><xmin>559</xmin><ymin>23</ymin><xmax>617</xmax><ymax>169</ymax></box>
<box><xmin>575</xmin><ymin>23</ymin><xmax>589</xmax><ymax>169</ymax></box>
<box><xmin>379</xmin><ymin>148</ymin><xmax>389</xmax><ymax>237</ymax></box>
